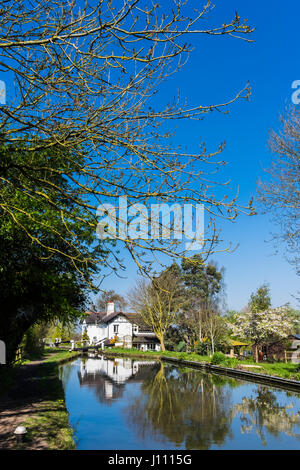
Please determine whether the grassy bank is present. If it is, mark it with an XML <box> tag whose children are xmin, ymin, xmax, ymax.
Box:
<box><xmin>253</xmin><ymin>361</ymin><xmax>300</xmax><ymax>381</ymax></box>
<box><xmin>104</xmin><ymin>347</ymin><xmax>300</xmax><ymax>381</ymax></box>
<box><xmin>103</xmin><ymin>347</ymin><xmax>209</xmax><ymax>362</ymax></box>
<box><xmin>1</xmin><ymin>348</ymin><xmax>80</xmax><ymax>450</ymax></box>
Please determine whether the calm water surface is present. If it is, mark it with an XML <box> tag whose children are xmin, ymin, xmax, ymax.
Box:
<box><xmin>60</xmin><ymin>356</ymin><xmax>300</xmax><ymax>450</ymax></box>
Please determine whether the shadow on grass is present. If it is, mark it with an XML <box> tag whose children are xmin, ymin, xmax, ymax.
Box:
<box><xmin>0</xmin><ymin>360</ymin><xmax>75</xmax><ymax>450</ymax></box>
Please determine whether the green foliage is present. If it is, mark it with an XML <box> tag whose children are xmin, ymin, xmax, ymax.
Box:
<box><xmin>181</xmin><ymin>254</ymin><xmax>224</xmax><ymax>306</ymax></box>
<box><xmin>211</xmin><ymin>352</ymin><xmax>227</xmax><ymax>365</ymax></box>
<box><xmin>46</xmin><ymin>321</ymin><xmax>77</xmax><ymax>343</ymax></box>
<box><xmin>223</xmin><ymin>357</ymin><xmax>239</xmax><ymax>368</ymax></box>
<box><xmin>211</xmin><ymin>352</ymin><xmax>239</xmax><ymax>368</ymax></box>
<box><xmin>20</xmin><ymin>323</ymin><xmax>48</xmax><ymax>360</ymax></box>
<box><xmin>176</xmin><ymin>341</ymin><xmax>186</xmax><ymax>352</ymax></box>
<box><xmin>249</xmin><ymin>284</ymin><xmax>271</xmax><ymax>313</ymax></box>
<box><xmin>0</xmin><ymin>141</ymin><xmax>104</xmax><ymax>364</ymax></box>
<box><xmin>177</xmin><ymin>255</ymin><xmax>226</xmax><ymax>351</ymax></box>
<box><xmin>194</xmin><ymin>341</ymin><xmax>208</xmax><ymax>355</ymax></box>
<box><xmin>82</xmin><ymin>329</ymin><xmax>90</xmax><ymax>342</ymax></box>
<box><xmin>165</xmin><ymin>326</ymin><xmax>185</xmax><ymax>351</ymax></box>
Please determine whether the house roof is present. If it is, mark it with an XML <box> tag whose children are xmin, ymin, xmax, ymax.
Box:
<box><xmin>83</xmin><ymin>311</ymin><xmax>107</xmax><ymax>324</ymax></box>
<box><xmin>124</xmin><ymin>313</ymin><xmax>152</xmax><ymax>332</ymax></box>
<box><xmin>101</xmin><ymin>311</ymin><xmax>127</xmax><ymax>323</ymax></box>
<box><xmin>230</xmin><ymin>340</ymin><xmax>249</xmax><ymax>347</ymax></box>
<box><xmin>83</xmin><ymin>310</ymin><xmax>151</xmax><ymax>331</ymax></box>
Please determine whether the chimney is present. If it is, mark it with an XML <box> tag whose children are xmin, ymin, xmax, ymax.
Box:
<box><xmin>106</xmin><ymin>301</ymin><xmax>115</xmax><ymax>315</ymax></box>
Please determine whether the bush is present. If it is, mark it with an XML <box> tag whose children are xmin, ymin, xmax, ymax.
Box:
<box><xmin>175</xmin><ymin>341</ymin><xmax>186</xmax><ymax>352</ymax></box>
<box><xmin>211</xmin><ymin>352</ymin><xmax>239</xmax><ymax>368</ymax></box>
<box><xmin>211</xmin><ymin>352</ymin><xmax>227</xmax><ymax>365</ymax></box>
<box><xmin>223</xmin><ymin>357</ymin><xmax>239</xmax><ymax>368</ymax></box>
<box><xmin>194</xmin><ymin>342</ymin><xmax>208</xmax><ymax>356</ymax></box>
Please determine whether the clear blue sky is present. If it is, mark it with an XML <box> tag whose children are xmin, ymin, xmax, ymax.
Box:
<box><xmin>93</xmin><ymin>0</ymin><xmax>300</xmax><ymax>311</ymax></box>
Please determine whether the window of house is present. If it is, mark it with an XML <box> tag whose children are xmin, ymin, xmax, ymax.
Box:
<box><xmin>113</xmin><ymin>324</ymin><xmax>119</xmax><ymax>334</ymax></box>
<box><xmin>148</xmin><ymin>343</ymin><xmax>156</xmax><ymax>350</ymax></box>
<box><xmin>133</xmin><ymin>325</ymin><xmax>138</xmax><ymax>333</ymax></box>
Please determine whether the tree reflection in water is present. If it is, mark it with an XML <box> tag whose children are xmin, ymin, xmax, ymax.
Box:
<box><xmin>233</xmin><ymin>386</ymin><xmax>300</xmax><ymax>445</ymax></box>
<box><xmin>62</xmin><ymin>357</ymin><xmax>300</xmax><ymax>449</ymax></box>
<box><xmin>124</xmin><ymin>363</ymin><xmax>235</xmax><ymax>449</ymax></box>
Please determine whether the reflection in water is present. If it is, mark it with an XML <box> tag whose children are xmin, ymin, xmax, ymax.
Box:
<box><xmin>78</xmin><ymin>355</ymin><xmax>159</xmax><ymax>404</ymax></box>
<box><xmin>233</xmin><ymin>386</ymin><xmax>300</xmax><ymax>445</ymax></box>
<box><xmin>61</xmin><ymin>356</ymin><xmax>300</xmax><ymax>450</ymax></box>
<box><xmin>124</xmin><ymin>363</ymin><xmax>234</xmax><ymax>449</ymax></box>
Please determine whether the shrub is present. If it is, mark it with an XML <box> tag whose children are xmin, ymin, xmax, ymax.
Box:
<box><xmin>175</xmin><ymin>341</ymin><xmax>186</xmax><ymax>352</ymax></box>
<box><xmin>194</xmin><ymin>342</ymin><xmax>208</xmax><ymax>355</ymax></box>
<box><xmin>82</xmin><ymin>329</ymin><xmax>90</xmax><ymax>343</ymax></box>
<box><xmin>211</xmin><ymin>352</ymin><xmax>227</xmax><ymax>365</ymax></box>
<box><xmin>211</xmin><ymin>352</ymin><xmax>239</xmax><ymax>368</ymax></box>
<box><xmin>224</xmin><ymin>357</ymin><xmax>239</xmax><ymax>368</ymax></box>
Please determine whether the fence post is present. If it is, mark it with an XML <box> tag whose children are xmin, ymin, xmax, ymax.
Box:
<box><xmin>0</xmin><ymin>340</ymin><xmax>6</xmax><ymax>364</ymax></box>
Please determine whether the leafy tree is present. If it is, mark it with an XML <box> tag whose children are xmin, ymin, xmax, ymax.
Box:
<box><xmin>20</xmin><ymin>323</ymin><xmax>49</xmax><ymax>359</ymax></box>
<box><xmin>0</xmin><ymin>143</ymin><xmax>103</xmax><ymax>364</ymax></box>
<box><xmin>289</xmin><ymin>308</ymin><xmax>300</xmax><ymax>334</ymax></box>
<box><xmin>248</xmin><ymin>284</ymin><xmax>271</xmax><ymax>313</ymax></box>
<box><xmin>46</xmin><ymin>321</ymin><xmax>77</xmax><ymax>343</ymax></box>
<box><xmin>179</xmin><ymin>255</ymin><xmax>225</xmax><ymax>351</ymax></box>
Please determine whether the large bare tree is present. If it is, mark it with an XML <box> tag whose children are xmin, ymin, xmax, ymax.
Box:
<box><xmin>258</xmin><ymin>107</ymin><xmax>300</xmax><ymax>275</ymax></box>
<box><xmin>0</xmin><ymin>0</ymin><xmax>255</xmax><ymax>278</ymax></box>
<box><xmin>129</xmin><ymin>270</ymin><xmax>185</xmax><ymax>350</ymax></box>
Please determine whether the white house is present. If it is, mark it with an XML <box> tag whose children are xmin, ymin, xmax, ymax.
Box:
<box><xmin>81</xmin><ymin>301</ymin><xmax>161</xmax><ymax>351</ymax></box>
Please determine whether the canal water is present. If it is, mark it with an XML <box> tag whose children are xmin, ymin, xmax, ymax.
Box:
<box><xmin>60</xmin><ymin>356</ymin><xmax>300</xmax><ymax>450</ymax></box>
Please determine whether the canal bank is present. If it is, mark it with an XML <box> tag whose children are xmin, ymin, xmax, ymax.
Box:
<box><xmin>0</xmin><ymin>349</ymin><xmax>81</xmax><ymax>450</ymax></box>
<box><xmin>102</xmin><ymin>348</ymin><xmax>300</xmax><ymax>393</ymax></box>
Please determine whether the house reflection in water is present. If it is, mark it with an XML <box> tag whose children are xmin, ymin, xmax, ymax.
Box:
<box><xmin>78</xmin><ymin>356</ymin><xmax>159</xmax><ymax>403</ymax></box>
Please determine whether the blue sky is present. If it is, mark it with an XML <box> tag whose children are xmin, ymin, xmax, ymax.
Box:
<box><xmin>94</xmin><ymin>0</ymin><xmax>300</xmax><ymax>311</ymax></box>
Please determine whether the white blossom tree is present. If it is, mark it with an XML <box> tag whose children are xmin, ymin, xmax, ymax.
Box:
<box><xmin>230</xmin><ymin>307</ymin><xmax>294</xmax><ymax>362</ymax></box>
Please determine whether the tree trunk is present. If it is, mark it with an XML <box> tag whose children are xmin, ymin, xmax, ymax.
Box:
<box><xmin>160</xmin><ymin>336</ymin><xmax>165</xmax><ymax>351</ymax></box>
<box><xmin>254</xmin><ymin>344</ymin><xmax>258</xmax><ymax>363</ymax></box>
<box><xmin>211</xmin><ymin>337</ymin><xmax>215</xmax><ymax>355</ymax></box>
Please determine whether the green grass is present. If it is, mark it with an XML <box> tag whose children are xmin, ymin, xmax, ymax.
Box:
<box><xmin>20</xmin><ymin>346</ymin><xmax>74</xmax><ymax>364</ymax></box>
<box><xmin>15</xmin><ymin>399</ymin><xmax>76</xmax><ymax>450</ymax></box>
<box><xmin>5</xmin><ymin>349</ymin><xmax>80</xmax><ymax>450</ymax></box>
<box><xmin>104</xmin><ymin>347</ymin><xmax>210</xmax><ymax>363</ymax></box>
<box><xmin>254</xmin><ymin>362</ymin><xmax>300</xmax><ymax>381</ymax></box>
